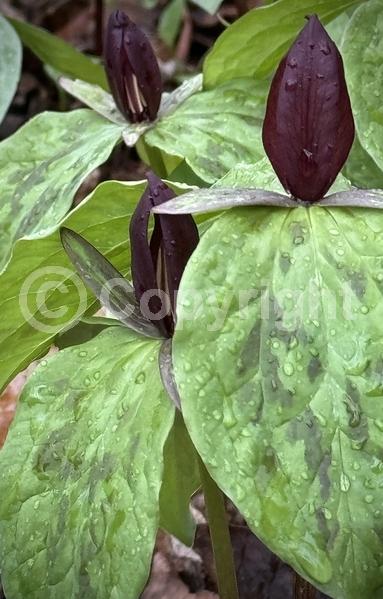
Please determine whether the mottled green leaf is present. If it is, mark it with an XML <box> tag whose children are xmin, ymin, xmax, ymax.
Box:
<box><xmin>159</xmin><ymin>411</ymin><xmax>200</xmax><ymax>545</ymax></box>
<box><xmin>0</xmin><ymin>327</ymin><xmax>174</xmax><ymax>599</ymax></box>
<box><xmin>342</xmin><ymin>0</ymin><xmax>383</xmax><ymax>178</ymax></box>
<box><xmin>9</xmin><ymin>18</ymin><xmax>108</xmax><ymax>89</ymax></box>
<box><xmin>203</xmin><ymin>0</ymin><xmax>365</xmax><ymax>88</ymax></box>
<box><xmin>343</xmin><ymin>137</ymin><xmax>383</xmax><ymax>190</ymax></box>
<box><xmin>59</xmin><ymin>78</ymin><xmax>126</xmax><ymax>125</ymax></box>
<box><xmin>0</xmin><ymin>109</ymin><xmax>122</xmax><ymax>269</ymax></box>
<box><xmin>144</xmin><ymin>78</ymin><xmax>268</xmax><ymax>183</ymax></box>
<box><xmin>174</xmin><ymin>202</ymin><xmax>383</xmax><ymax>598</ymax></box>
<box><xmin>0</xmin><ymin>16</ymin><xmax>22</xmax><ymax>124</ymax></box>
<box><xmin>0</xmin><ymin>180</ymin><xmax>146</xmax><ymax>394</ymax></box>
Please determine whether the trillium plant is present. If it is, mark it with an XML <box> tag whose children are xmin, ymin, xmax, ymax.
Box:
<box><xmin>1</xmin><ymin>2</ymin><xmax>383</xmax><ymax>599</ymax></box>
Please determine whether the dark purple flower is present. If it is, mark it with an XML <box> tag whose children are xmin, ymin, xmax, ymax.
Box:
<box><xmin>104</xmin><ymin>10</ymin><xmax>162</xmax><ymax>123</ymax></box>
<box><xmin>129</xmin><ymin>173</ymin><xmax>199</xmax><ymax>337</ymax></box>
<box><xmin>262</xmin><ymin>14</ymin><xmax>355</xmax><ymax>202</ymax></box>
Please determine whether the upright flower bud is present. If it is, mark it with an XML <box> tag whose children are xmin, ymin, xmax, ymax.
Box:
<box><xmin>262</xmin><ymin>15</ymin><xmax>355</xmax><ymax>202</ymax></box>
<box><xmin>129</xmin><ymin>173</ymin><xmax>199</xmax><ymax>337</ymax></box>
<box><xmin>104</xmin><ymin>10</ymin><xmax>162</xmax><ymax>123</ymax></box>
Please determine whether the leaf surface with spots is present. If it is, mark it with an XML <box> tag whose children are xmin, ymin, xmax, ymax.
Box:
<box><xmin>143</xmin><ymin>79</ymin><xmax>268</xmax><ymax>183</ymax></box>
<box><xmin>174</xmin><ymin>203</ymin><xmax>383</xmax><ymax>598</ymax></box>
<box><xmin>0</xmin><ymin>327</ymin><xmax>174</xmax><ymax>599</ymax></box>
<box><xmin>0</xmin><ymin>109</ymin><xmax>122</xmax><ymax>269</ymax></box>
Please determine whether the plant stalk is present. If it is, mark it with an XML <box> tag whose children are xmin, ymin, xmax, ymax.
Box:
<box><xmin>198</xmin><ymin>458</ymin><xmax>239</xmax><ymax>599</ymax></box>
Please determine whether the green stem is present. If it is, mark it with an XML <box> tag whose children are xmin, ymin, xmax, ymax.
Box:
<box><xmin>198</xmin><ymin>459</ymin><xmax>239</xmax><ymax>599</ymax></box>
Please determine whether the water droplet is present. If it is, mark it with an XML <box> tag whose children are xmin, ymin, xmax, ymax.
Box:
<box><xmin>135</xmin><ymin>372</ymin><xmax>146</xmax><ymax>384</ymax></box>
<box><xmin>283</xmin><ymin>363</ymin><xmax>294</xmax><ymax>376</ymax></box>
<box><xmin>272</xmin><ymin>340</ymin><xmax>280</xmax><ymax>349</ymax></box>
<box><xmin>294</xmin><ymin>236</ymin><xmax>304</xmax><ymax>245</ymax></box>
<box><xmin>365</xmin><ymin>494</ymin><xmax>374</xmax><ymax>504</ymax></box>
<box><xmin>340</xmin><ymin>472</ymin><xmax>350</xmax><ymax>492</ymax></box>
<box><xmin>360</xmin><ymin>305</ymin><xmax>369</xmax><ymax>314</ymax></box>
<box><xmin>288</xmin><ymin>58</ymin><xmax>298</xmax><ymax>68</ymax></box>
<box><xmin>79</xmin><ymin>350</ymin><xmax>87</xmax><ymax>358</ymax></box>
<box><xmin>285</xmin><ymin>79</ymin><xmax>298</xmax><ymax>91</ymax></box>
<box><xmin>323</xmin><ymin>508</ymin><xmax>332</xmax><ymax>520</ymax></box>
<box><xmin>319</xmin><ymin>42</ymin><xmax>331</xmax><ymax>55</ymax></box>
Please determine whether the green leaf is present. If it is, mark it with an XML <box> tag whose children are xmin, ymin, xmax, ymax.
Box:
<box><xmin>159</xmin><ymin>0</ymin><xmax>185</xmax><ymax>47</ymax></box>
<box><xmin>9</xmin><ymin>18</ymin><xmax>108</xmax><ymax>90</ymax></box>
<box><xmin>203</xmin><ymin>0</ymin><xmax>366</xmax><ymax>89</ymax></box>
<box><xmin>0</xmin><ymin>327</ymin><xmax>174</xmax><ymax>599</ymax></box>
<box><xmin>174</xmin><ymin>202</ymin><xmax>383</xmax><ymax>597</ymax></box>
<box><xmin>144</xmin><ymin>78</ymin><xmax>269</xmax><ymax>183</ymax></box>
<box><xmin>343</xmin><ymin>136</ymin><xmax>383</xmax><ymax>190</ymax></box>
<box><xmin>159</xmin><ymin>411</ymin><xmax>200</xmax><ymax>545</ymax></box>
<box><xmin>0</xmin><ymin>16</ymin><xmax>22</xmax><ymax>124</ymax></box>
<box><xmin>61</xmin><ymin>228</ymin><xmax>161</xmax><ymax>338</ymax></box>
<box><xmin>342</xmin><ymin>0</ymin><xmax>383</xmax><ymax>178</ymax></box>
<box><xmin>0</xmin><ymin>179</ymin><xmax>146</xmax><ymax>394</ymax></box>
<box><xmin>55</xmin><ymin>317</ymin><xmax>115</xmax><ymax>350</ymax></box>
<box><xmin>190</xmin><ymin>0</ymin><xmax>224</xmax><ymax>13</ymax></box>
<box><xmin>59</xmin><ymin>78</ymin><xmax>126</xmax><ymax>125</ymax></box>
<box><xmin>0</xmin><ymin>109</ymin><xmax>122</xmax><ymax>269</ymax></box>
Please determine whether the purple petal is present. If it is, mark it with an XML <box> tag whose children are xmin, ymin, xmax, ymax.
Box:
<box><xmin>129</xmin><ymin>182</ymin><xmax>172</xmax><ymax>337</ymax></box>
<box><xmin>262</xmin><ymin>14</ymin><xmax>355</xmax><ymax>202</ymax></box>
<box><xmin>104</xmin><ymin>10</ymin><xmax>162</xmax><ymax>123</ymax></box>
<box><xmin>146</xmin><ymin>173</ymin><xmax>199</xmax><ymax>320</ymax></box>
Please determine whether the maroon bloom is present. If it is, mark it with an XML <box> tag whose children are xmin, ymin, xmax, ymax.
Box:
<box><xmin>262</xmin><ymin>14</ymin><xmax>355</xmax><ymax>202</ymax></box>
<box><xmin>129</xmin><ymin>173</ymin><xmax>199</xmax><ymax>337</ymax></box>
<box><xmin>104</xmin><ymin>10</ymin><xmax>162</xmax><ymax>123</ymax></box>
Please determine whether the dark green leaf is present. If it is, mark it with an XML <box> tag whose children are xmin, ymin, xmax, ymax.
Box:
<box><xmin>61</xmin><ymin>228</ymin><xmax>161</xmax><ymax>338</ymax></box>
<box><xmin>203</xmin><ymin>0</ymin><xmax>366</xmax><ymax>88</ymax></box>
<box><xmin>9</xmin><ymin>18</ymin><xmax>108</xmax><ymax>89</ymax></box>
<box><xmin>160</xmin><ymin>411</ymin><xmax>200</xmax><ymax>545</ymax></box>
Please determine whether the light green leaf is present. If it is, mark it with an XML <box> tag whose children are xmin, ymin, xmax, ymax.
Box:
<box><xmin>190</xmin><ymin>0</ymin><xmax>223</xmax><ymax>14</ymax></box>
<box><xmin>203</xmin><ymin>0</ymin><xmax>366</xmax><ymax>89</ymax></box>
<box><xmin>159</xmin><ymin>0</ymin><xmax>185</xmax><ymax>47</ymax></box>
<box><xmin>343</xmin><ymin>137</ymin><xmax>383</xmax><ymax>190</ymax></box>
<box><xmin>159</xmin><ymin>411</ymin><xmax>200</xmax><ymax>545</ymax></box>
<box><xmin>59</xmin><ymin>78</ymin><xmax>126</xmax><ymax>125</ymax></box>
<box><xmin>9</xmin><ymin>18</ymin><xmax>108</xmax><ymax>90</ymax></box>
<box><xmin>174</xmin><ymin>202</ymin><xmax>383</xmax><ymax>598</ymax></box>
<box><xmin>216</xmin><ymin>159</ymin><xmax>352</xmax><ymax>194</ymax></box>
<box><xmin>342</xmin><ymin>0</ymin><xmax>383</xmax><ymax>178</ymax></box>
<box><xmin>0</xmin><ymin>109</ymin><xmax>122</xmax><ymax>269</ymax></box>
<box><xmin>0</xmin><ymin>327</ymin><xmax>174</xmax><ymax>599</ymax></box>
<box><xmin>0</xmin><ymin>179</ymin><xmax>146</xmax><ymax>394</ymax></box>
<box><xmin>0</xmin><ymin>16</ymin><xmax>22</xmax><ymax>124</ymax></box>
<box><xmin>144</xmin><ymin>78</ymin><xmax>269</xmax><ymax>183</ymax></box>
